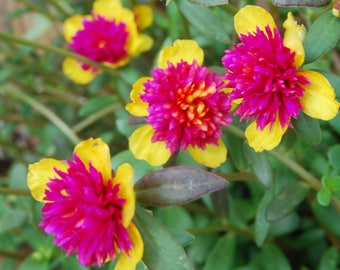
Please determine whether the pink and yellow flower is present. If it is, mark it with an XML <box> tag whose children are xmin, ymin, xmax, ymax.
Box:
<box><xmin>126</xmin><ymin>40</ymin><xmax>232</xmax><ymax>168</ymax></box>
<box><xmin>63</xmin><ymin>0</ymin><xmax>153</xmax><ymax>84</ymax></box>
<box><xmin>222</xmin><ymin>5</ymin><xmax>339</xmax><ymax>152</ymax></box>
<box><xmin>27</xmin><ymin>138</ymin><xmax>143</xmax><ymax>269</ymax></box>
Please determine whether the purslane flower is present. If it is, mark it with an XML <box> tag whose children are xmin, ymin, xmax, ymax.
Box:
<box><xmin>63</xmin><ymin>0</ymin><xmax>153</xmax><ymax>84</ymax></box>
<box><xmin>27</xmin><ymin>138</ymin><xmax>143</xmax><ymax>269</ymax></box>
<box><xmin>126</xmin><ymin>40</ymin><xmax>232</xmax><ymax>168</ymax></box>
<box><xmin>222</xmin><ymin>5</ymin><xmax>339</xmax><ymax>152</ymax></box>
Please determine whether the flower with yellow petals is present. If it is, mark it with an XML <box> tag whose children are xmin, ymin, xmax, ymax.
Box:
<box><xmin>27</xmin><ymin>138</ymin><xmax>143</xmax><ymax>269</ymax></box>
<box><xmin>222</xmin><ymin>5</ymin><xmax>339</xmax><ymax>152</ymax></box>
<box><xmin>63</xmin><ymin>0</ymin><xmax>153</xmax><ymax>84</ymax></box>
<box><xmin>126</xmin><ymin>40</ymin><xmax>232</xmax><ymax>168</ymax></box>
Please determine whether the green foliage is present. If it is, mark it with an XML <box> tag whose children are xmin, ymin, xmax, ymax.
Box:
<box><xmin>1</xmin><ymin>0</ymin><xmax>340</xmax><ymax>269</ymax></box>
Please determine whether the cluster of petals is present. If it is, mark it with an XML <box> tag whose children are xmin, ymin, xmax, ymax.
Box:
<box><xmin>63</xmin><ymin>0</ymin><xmax>153</xmax><ymax>84</ymax></box>
<box><xmin>126</xmin><ymin>40</ymin><xmax>232</xmax><ymax>168</ymax></box>
<box><xmin>222</xmin><ymin>5</ymin><xmax>339</xmax><ymax>152</ymax></box>
<box><xmin>27</xmin><ymin>138</ymin><xmax>143</xmax><ymax>270</ymax></box>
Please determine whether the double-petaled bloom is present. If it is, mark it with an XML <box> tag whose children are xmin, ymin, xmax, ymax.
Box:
<box><xmin>27</xmin><ymin>138</ymin><xmax>143</xmax><ymax>269</ymax></box>
<box><xmin>222</xmin><ymin>5</ymin><xmax>339</xmax><ymax>151</ymax></box>
<box><xmin>63</xmin><ymin>0</ymin><xmax>153</xmax><ymax>84</ymax></box>
<box><xmin>126</xmin><ymin>40</ymin><xmax>232</xmax><ymax>168</ymax></box>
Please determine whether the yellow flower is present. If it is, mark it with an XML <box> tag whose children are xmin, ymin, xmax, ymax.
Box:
<box><xmin>63</xmin><ymin>0</ymin><xmax>153</xmax><ymax>84</ymax></box>
<box><xmin>126</xmin><ymin>40</ymin><xmax>232</xmax><ymax>168</ymax></box>
<box><xmin>222</xmin><ymin>5</ymin><xmax>339</xmax><ymax>152</ymax></box>
<box><xmin>27</xmin><ymin>138</ymin><xmax>143</xmax><ymax>269</ymax></box>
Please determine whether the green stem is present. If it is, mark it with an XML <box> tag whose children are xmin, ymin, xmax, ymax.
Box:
<box><xmin>0</xmin><ymin>188</ymin><xmax>31</xmax><ymax>196</ymax></box>
<box><xmin>0</xmin><ymin>87</ymin><xmax>80</xmax><ymax>145</ymax></box>
<box><xmin>0</xmin><ymin>31</ymin><xmax>118</xmax><ymax>77</ymax></box>
<box><xmin>73</xmin><ymin>103</ymin><xmax>121</xmax><ymax>133</ymax></box>
<box><xmin>187</xmin><ymin>224</ymin><xmax>252</xmax><ymax>238</ymax></box>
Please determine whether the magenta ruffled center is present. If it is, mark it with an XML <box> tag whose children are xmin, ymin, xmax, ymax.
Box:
<box><xmin>40</xmin><ymin>154</ymin><xmax>133</xmax><ymax>267</ymax></box>
<box><xmin>141</xmin><ymin>60</ymin><xmax>232</xmax><ymax>154</ymax></box>
<box><xmin>69</xmin><ymin>14</ymin><xmax>129</xmax><ymax>71</ymax></box>
<box><xmin>222</xmin><ymin>26</ymin><xmax>310</xmax><ymax>130</ymax></box>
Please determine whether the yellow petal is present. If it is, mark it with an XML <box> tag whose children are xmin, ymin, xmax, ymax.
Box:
<box><xmin>74</xmin><ymin>138</ymin><xmax>112</xmax><ymax>183</ymax></box>
<box><xmin>93</xmin><ymin>0</ymin><xmax>124</xmax><ymax>19</ymax></box>
<box><xmin>114</xmin><ymin>163</ymin><xmax>135</xmax><ymax>228</ymax></box>
<box><xmin>27</xmin><ymin>158</ymin><xmax>68</xmax><ymax>202</ymax></box>
<box><xmin>125</xmin><ymin>77</ymin><xmax>150</xmax><ymax>117</ymax></box>
<box><xmin>245</xmin><ymin>120</ymin><xmax>287</xmax><ymax>152</ymax></box>
<box><xmin>157</xmin><ymin>39</ymin><xmax>204</xmax><ymax>69</ymax></box>
<box><xmin>114</xmin><ymin>223</ymin><xmax>143</xmax><ymax>270</ymax></box>
<box><xmin>283</xmin><ymin>12</ymin><xmax>305</xmax><ymax>67</ymax></box>
<box><xmin>299</xmin><ymin>70</ymin><xmax>339</xmax><ymax>120</ymax></box>
<box><xmin>187</xmin><ymin>139</ymin><xmax>227</xmax><ymax>168</ymax></box>
<box><xmin>134</xmin><ymin>5</ymin><xmax>153</xmax><ymax>30</ymax></box>
<box><xmin>129</xmin><ymin>34</ymin><xmax>153</xmax><ymax>56</ymax></box>
<box><xmin>129</xmin><ymin>125</ymin><xmax>171</xmax><ymax>166</ymax></box>
<box><xmin>63</xmin><ymin>15</ymin><xmax>85</xmax><ymax>43</ymax></box>
<box><xmin>234</xmin><ymin>5</ymin><xmax>276</xmax><ymax>36</ymax></box>
<box><xmin>62</xmin><ymin>57</ymin><xmax>99</xmax><ymax>84</ymax></box>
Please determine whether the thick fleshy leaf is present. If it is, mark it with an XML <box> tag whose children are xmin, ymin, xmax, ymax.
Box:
<box><xmin>317</xmin><ymin>187</ymin><xmax>332</xmax><ymax>206</ymax></box>
<box><xmin>254</xmin><ymin>191</ymin><xmax>273</xmax><ymax>247</ymax></box>
<box><xmin>266</xmin><ymin>182</ymin><xmax>309</xmax><ymax>222</ymax></box>
<box><xmin>178</xmin><ymin>0</ymin><xmax>230</xmax><ymax>44</ymax></box>
<box><xmin>259</xmin><ymin>243</ymin><xmax>290</xmax><ymax>270</ymax></box>
<box><xmin>319</xmin><ymin>247</ymin><xmax>339</xmax><ymax>270</ymax></box>
<box><xmin>312</xmin><ymin>202</ymin><xmax>340</xmax><ymax>238</ymax></box>
<box><xmin>292</xmin><ymin>111</ymin><xmax>321</xmax><ymax>145</ymax></box>
<box><xmin>244</xmin><ymin>144</ymin><xmax>273</xmax><ymax>189</ymax></box>
<box><xmin>272</xmin><ymin>0</ymin><xmax>331</xmax><ymax>6</ymax></box>
<box><xmin>234</xmin><ymin>5</ymin><xmax>276</xmax><ymax>37</ymax></box>
<box><xmin>135</xmin><ymin>207</ymin><xmax>194</xmax><ymax>270</ymax></box>
<box><xmin>203</xmin><ymin>234</ymin><xmax>236</xmax><ymax>270</ymax></box>
<box><xmin>187</xmin><ymin>0</ymin><xmax>228</xmax><ymax>6</ymax></box>
<box><xmin>303</xmin><ymin>11</ymin><xmax>340</xmax><ymax>64</ymax></box>
<box><xmin>134</xmin><ymin>166</ymin><xmax>227</xmax><ymax>206</ymax></box>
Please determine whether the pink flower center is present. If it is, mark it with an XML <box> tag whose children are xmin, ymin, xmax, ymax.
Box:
<box><xmin>40</xmin><ymin>154</ymin><xmax>133</xmax><ymax>267</ymax></box>
<box><xmin>141</xmin><ymin>60</ymin><xmax>232</xmax><ymax>153</ymax></box>
<box><xmin>69</xmin><ymin>14</ymin><xmax>129</xmax><ymax>71</ymax></box>
<box><xmin>222</xmin><ymin>26</ymin><xmax>310</xmax><ymax>130</ymax></box>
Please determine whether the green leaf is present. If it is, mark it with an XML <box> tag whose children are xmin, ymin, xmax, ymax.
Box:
<box><xmin>135</xmin><ymin>208</ymin><xmax>194</xmax><ymax>270</ymax></box>
<box><xmin>272</xmin><ymin>0</ymin><xmax>331</xmax><ymax>6</ymax></box>
<box><xmin>259</xmin><ymin>243</ymin><xmax>290</xmax><ymax>270</ymax></box>
<box><xmin>292</xmin><ymin>112</ymin><xmax>321</xmax><ymax>145</ymax></box>
<box><xmin>317</xmin><ymin>187</ymin><xmax>332</xmax><ymax>206</ymax></box>
<box><xmin>254</xmin><ymin>191</ymin><xmax>273</xmax><ymax>247</ymax></box>
<box><xmin>328</xmin><ymin>145</ymin><xmax>340</xmax><ymax>169</ymax></box>
<box><xmin>303</xmin><ymin>11</ymin><xmax>340</xmax><ymax>64</ymax></box>
<box><xmin>178</xmin><ymin>0</ymin><xmax>230</xmax><ymax>43</ymax></box>
<box><xmin>0</xmin><ymin>209</ymin><xmax>27</xmax><ymax>234</ymax></box>
<box><xmin>135</xmin><ymin>166</ymin><xmax>227</xmax><ymax>206</ymax></box>
<box><xmin>18</xmin><ymin>255</ymin><xmax>49</xmax><ymax>270</ymax></box>
<box><xmin>78</xmin><ymin>95</ymin><xmax>116</xmax><ymax>117</ymax></box>
<box><xmin>266</xmin><ymin>182</ymin><xmax>309</xmax><ymax>222</ymax></box>
<box><xmin>322</xmin><ymin>175</ymin><xmax>340</xmax><ymax>198</ymax></box>
<box><xmin>188</xmin><ymin>0</ymin><xmax>228</xmax><ymax>6</ymax></box>
<box><xmin>311</xmin><ymin>202</ymin><xmax>340</xmax><ymax>238</ymax></box>
<box><xmin>203</xmin><ymin>234</ymin><xmax>236</xmax><ymax>270</ymax></box>
<box><xmin>244</xmin><ymin>145</ymin><xmax>273</xmax><ymax>189</ymax></box>
<box><xmin>319</xmin><ymin>247</ymin><xmax>339</xmax><ymax>270</ymax></box>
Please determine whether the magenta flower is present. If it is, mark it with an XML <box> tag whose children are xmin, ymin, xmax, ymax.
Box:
<box><xmin>222</xmin><ymin>5</ymin><xmax>339</xmax><ymax>151</ymax></box>
<box><xmin>126</xmin><ymin>40</ymin><xmax>232</xmax><ymax>168</ymax></box>
<box><xmin>27</xmin><ymin>138</ymin><xmax>143</xmax><ymax>269</ymax></box>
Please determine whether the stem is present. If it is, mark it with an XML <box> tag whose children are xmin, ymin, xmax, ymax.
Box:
<box><xmin>0</xmin><ymin>87</ymin><xmax>80</xmax><ymax>145</ymax></box>
<box><xmin>0</xmin><ymin>188</ymin><xmax>31</xmax><ymax>196</ymax></box>
<box><xmin>0</xmin><ymin>31</ymin><xmax>118</xmax><ymax>77</ymax></box>
<box><xmin>73</xmin><ymin>103</ymin><xmax>121</xmax><ymax>133</ymax></box>
<box><xmin>187</xmin><ymin>224</ymin><xmax>252</xmax><ymax>238</ymax></box>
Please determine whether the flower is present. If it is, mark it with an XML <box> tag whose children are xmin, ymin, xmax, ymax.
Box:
<box><xmin>63</xmin><ymin>0</ymin><xmax>153</xmax><ymax>84</ymax></box>
<box><xmin>126</xmin><ymin>40</ymin><xmax>232</xmax><ymax>168</ymax></box>
<box><xmin>27</xmin><ymin>138</ymin><xmax>143</xmax><ymax>269</ymax></box>
<box><xmin>222</xmin><ymin>5</ymin><xmax>339</xmax><ymax>152</ymax></box>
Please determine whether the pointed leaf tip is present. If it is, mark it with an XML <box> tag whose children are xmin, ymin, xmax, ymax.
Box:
<box><xmin>135</xmin><ymin>166</ymin><xmax>228</xmax><ymax>207</ymax></box>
